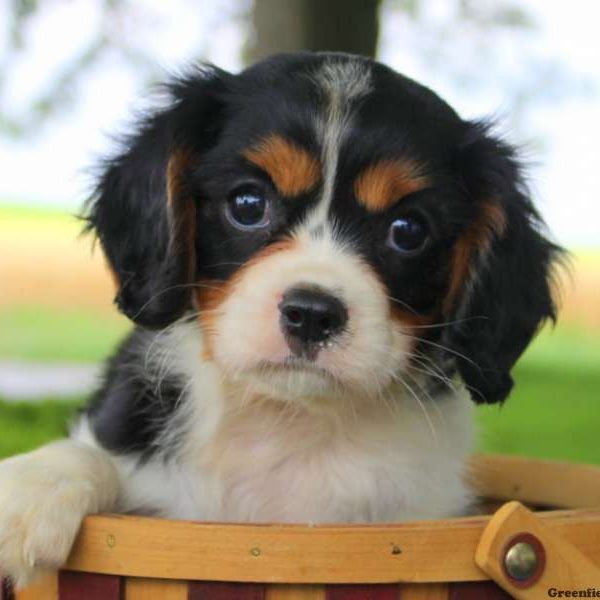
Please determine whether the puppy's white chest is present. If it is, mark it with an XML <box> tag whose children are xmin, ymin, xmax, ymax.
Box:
<box><xmin>112</xmin><ymin>392</ymin><xmax>473</xmax><ymax>523</ymax></box>
<box><xmin>193</xmin><ymin>395</ymin><xmax>473</xmax><ymax>523</ymax></box>
<box><xmin>203</xmin><ymin>408</ymin><xmax>394</xmax><ymax>522</ymax></box>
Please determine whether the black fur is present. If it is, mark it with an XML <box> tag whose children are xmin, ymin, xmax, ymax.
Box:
<box><xmin>86</xmin><ymin>66</ymin><xmax>230</xmax><ymax>328</ymax></box>
<box><xmin>86</xmin><ymin>328</ymin><xmax>187</xmax><ymax>458</ymax></box>
<box><xmin>443</xmin><ymin>123</ymin><xmax>562</xmax><ymax>403</ymax></box>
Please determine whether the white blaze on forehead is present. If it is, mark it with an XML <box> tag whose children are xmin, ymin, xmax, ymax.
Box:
<box><xmin>307</xmin><ymin>58</ymin><xmax>372</xmax><ymax>230</ymax></box>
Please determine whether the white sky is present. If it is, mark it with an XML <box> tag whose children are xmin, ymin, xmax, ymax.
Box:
<box><xmin>0</xmin><ymin>0</ymin><xmax>598</xmax><ymax>248</ymax></box>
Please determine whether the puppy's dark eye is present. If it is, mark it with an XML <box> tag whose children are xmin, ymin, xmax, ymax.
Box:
<box><xmin>387</xmin><ymin>216</ymin><xmax>429</xmax><ymax>255</ymax></box>
<box><xmin>227</xmin><ymin>188</ymin><xmax>269</xmax><ymax>229</ymax></box>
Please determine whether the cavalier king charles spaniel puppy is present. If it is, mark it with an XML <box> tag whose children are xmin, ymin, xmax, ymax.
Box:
<box><xmin>0</xmin><ymin>52</ymin><xmax>561</xmax><ymax>587</ymax></box>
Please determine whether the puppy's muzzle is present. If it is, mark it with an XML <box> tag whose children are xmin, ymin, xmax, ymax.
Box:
<box><xmin>278</xmin><ymin>287</ymin><xmax>348</xmax><ymax>359</ymax></box>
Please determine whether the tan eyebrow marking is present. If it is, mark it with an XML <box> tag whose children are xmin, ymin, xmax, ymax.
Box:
<box><xmin>354</xmin><ymin>158</ymin><xmax>431</xmax><ymax>212</ymax></box>
<box><xmin>242</xmin><ymin>135</ymin><xmax>321</xmax><ymax>197</ymax></box>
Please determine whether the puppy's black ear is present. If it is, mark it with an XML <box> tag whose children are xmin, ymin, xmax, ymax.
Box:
<box><xmin>443</xmin><ymin>122</ymin><xmax>563</xmax><ymax>404</ymax></box>
<box><xmin>86</xmin><ymin>67</ymin><xmax>229</xmax><ymax>328</ymax></box>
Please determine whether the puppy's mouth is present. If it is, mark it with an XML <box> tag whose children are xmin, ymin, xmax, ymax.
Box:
<box><xmin>259</xmin><ymin>356</ymin><xmax>335</xmax><ymax>378</ymax></box>
<box><xmin>240</xmin><ymin>356</ymin><xmax>341</xmax><ymax>399</ymax></box>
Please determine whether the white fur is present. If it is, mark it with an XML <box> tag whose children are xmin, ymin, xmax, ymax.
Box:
<box><xmin>76</xmin><ymin>323</ymin><xmax>474</xmax><ymax>524</ymax></box>
<box><xmin>308</xmin><ymin>58</ymin><xmax>372</xmax><ymax>229</ymax></box>
<box><xmin>0</xmin><ymin>441</ymin><xmax>118</xmax><ymax>587</ymax></box>
<box><xmin>213</xmin><ymin>226</ymin><xmax>410</xmax><ymax>400</ymax></box>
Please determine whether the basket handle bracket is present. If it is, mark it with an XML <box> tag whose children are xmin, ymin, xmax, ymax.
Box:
<box><xmin>476</xmin><ymin>501</ymin><xmax>600</xmax><ymax>599</ymax></box>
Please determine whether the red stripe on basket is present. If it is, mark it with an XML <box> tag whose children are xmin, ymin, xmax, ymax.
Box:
<box><xmin>0</xmin><ymin>579</ymin><xmax>14</xmax><ymax>600</ymax></box>
<box><xmin>188</xmin><ymin>581</ymin><xmax>266</xmax><ymax>600</ymax></box>
<box><xmin>326</xmin><ymin>584</ymin><xmax>399</xmax><ymax>600</ymax></box>
<box><xmin>58</xmin><ymin>570</ymin><xmax>123</xmax><ymax>600</ymax></box>
<box><xmin>448</xmin><ymin>581</ymin><xmax>512</xmax><ymax>600</ymax></box>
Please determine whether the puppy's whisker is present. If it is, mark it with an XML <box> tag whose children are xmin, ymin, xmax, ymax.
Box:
<box><xmin>408</xmin><ymin>336</ymin><xmax>481</xmax><ymax>370</ymax></box>
<box><xmin>405</xmin><ymin>352</ymin><xmax>458</xmax><ymax>392</ymax></box>
<box><xmin>406</xmin><ymin>363</ymin><xmax>457</xmax><ymax>394</ymax></box>
<box><xmin>406</xmin><ymin>315</ymin><xmax>490</xmax><ymax>330</ymax></box>
<box><xmin>144</xmin><ymin>317</ymin><xmax>190</xmax><ymax>373</ymax></box>
<box><xmin>202</xmin><ymin>261</ymin><xmax>247</xmax><ymax>268</ymax></box>
<box><xmin>126</xmin><ymin>282</ymin><xmax>228</xmax><ymax>323</ymax></box>
<box><xmin>402</xmin><ymin>369</ymin><xmax>449</xmax><ymax>429</ymax></box>
<box><xmin>391</xmin><ymin>372</ymin><xmax>439</xmax><ymax>445</ymax></box>
<box><xmin>409</xmin><ymin>349</ymin><xmax>455</xmax><ymax>383</ymax></box>
<box><xmin>385</xmin><ymin>296</ymin><xmax>420</xmax><ymax>316</ymax></box>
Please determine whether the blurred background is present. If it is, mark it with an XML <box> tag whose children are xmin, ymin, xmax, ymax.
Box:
<box><xmin>0</xmin><ymin>0</ymin><xmax>598</xmax><ymax>461</ymax></box>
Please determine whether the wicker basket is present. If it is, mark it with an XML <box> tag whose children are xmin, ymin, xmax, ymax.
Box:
<box><xmin>7</xmin><ymin>454</ymin><xmax>600</xmax><ymax>600</ymax></box>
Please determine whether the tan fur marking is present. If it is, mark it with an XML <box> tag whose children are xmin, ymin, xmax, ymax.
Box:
<box><xmin>166</xmin><ymin>148</ymin><xmax>197</xmax><ymax>282</ymax></box>
<box><xmin>166</xmin><ymin>149</ymin><xmax>194</xmax><ymax>209</ymax></box>
<box><xmin>354</xmin><ymin>159</ymin><xmax>430</xmax><ymax>212</ymax></box>
<box><xmin>243</xmin><ymin>135</ymin><xmax>321</xmax><ymax>197</ymax></box>
<box><xmin>444</xmin><ymin>201</ymin><xmax>508</xmax><ymax>312</ymax></box>
<box><xmin>196</xmin><ymin>239</ymin><xmax>298</xmax><ymax>360</ymax></box>
<box><xmin>196</xmin><ymin>280</ymin><xmax>227</xmax><ymax>361</ymax></box>
<box><xmin>390</xmin><ymin>306</ymin><xmax>432</xmax><ymax>329</ymax></box>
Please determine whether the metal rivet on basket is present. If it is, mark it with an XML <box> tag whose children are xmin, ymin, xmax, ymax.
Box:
<box><xmin>504</xmin><ymin>541</ymin><xmax>539</xmax><ymax>580</ymax></box>
<box><xmin>249</xmin><ymin>547</ymin><xmax>261</xmax><ymax>557</ymax></box>
<box><xmin>106</xmin><ymin>534</ymin><xmax>116</xmax><ymax>548</ymax></box>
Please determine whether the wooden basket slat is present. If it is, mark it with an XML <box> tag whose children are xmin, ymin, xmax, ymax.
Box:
<box><xmin>265</xmin><ymin>585</ymin><xmax>325</xmax><ymax>600</ymax></box>
<box><xmin>7</xmin><ymin>455</ymin><xmax>600</xmax><ymax>598</ymax></box>
<box><xmin>325</xmin><ymin>584</ymin><xmax>399</xmax><ymax>599</ymax></box>
<box><xmin>125</xmin><ymin>577</ymin><xmax>188</xmax><ymax>599</ymax></box>
<box><xmin>11</xmin><ymin>575</ymin><xmax>55</xmax><ymax>600</ymax></box>
<box><xmin>447</xmin><ymin>581</ymin><xmax>512</xmax><ymax>600</ymax></box>
<box><xmin>188</xmin><ymin>582</ymin><xmax>266</xmax><ymax>599</ymax></box>
<box><xmin>62</xmin><ymin>507</ymin><xmax>600</xmax><ymax>584</ymax></box>
<box><xmin>58</xmin><ymin>571</ymin><xmax>123</xmax><ymax>600</ymax></box>
<box><xmin>468</xmin><ymin>454</ymin><xmax>600</xmax><ymax>509</ymax></box>
<box><xmin>0</xmin><ymin>579</ymin><xmax>13</xmax><ymax>600</ymax></box>
<box><xmin>399</xmin><ymin>583</ymin><xmax>449</xmax><ymax>600</ymax></box>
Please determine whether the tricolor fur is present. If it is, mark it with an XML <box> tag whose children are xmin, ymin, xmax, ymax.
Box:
<box><xmin>0</xmin><ymin>53</ymin><xmax>561</xmax><ymax>587</ymax></box>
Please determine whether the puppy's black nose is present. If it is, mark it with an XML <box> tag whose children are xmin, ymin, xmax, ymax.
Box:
<box><xmin>279</xmin><ymin>288</ymin><xmax>348</xmax><ymax>353</ymax></box>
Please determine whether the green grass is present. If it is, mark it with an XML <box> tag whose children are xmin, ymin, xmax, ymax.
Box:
<box><xmin>477</xmin><ymin>362</ymin><xmax>600</xmax><ymax>464</ymax></box>
<box><xmin>0</xmin><ymin>398</ymin><xmax>82</xmax><ymax>458</ymax></box>
<box><xmin>0</xmin><ymin>202</ymin><xmax>77</xmax><ymax>219</ymax></box>
<box><xmin>0</xmin><ymin>304</ymin><xmax>129</xmax><ymax>363</ymax></box>
<box><xmin>476</xmin><ymin>326</ymin><xmax>600</xmax><ymax>464</ymax></box>
<box><xmin>0</xmin><ymin>202</ymin><xmax>83</xmax><ymax>237</ymax></box>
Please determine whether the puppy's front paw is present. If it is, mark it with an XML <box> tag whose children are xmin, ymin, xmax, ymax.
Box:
<box><xmin>0</xmin><ymin>445</ymin><xmax>116</xmax><ymax>588</ymax></box>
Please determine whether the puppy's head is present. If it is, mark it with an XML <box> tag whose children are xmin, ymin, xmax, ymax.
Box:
<box><xmin>88</xmin><ymin>53</ymin><xmax>562</xmax><ymax>406</ymax></box>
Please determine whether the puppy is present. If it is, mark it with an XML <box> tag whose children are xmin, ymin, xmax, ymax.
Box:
<box><xmin>0</xmin><ymin>52</ymin><xmax>561</xmax><ymax>587</ymax></box>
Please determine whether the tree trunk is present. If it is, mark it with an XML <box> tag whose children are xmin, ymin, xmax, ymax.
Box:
<box><xmin>246</xmin><ymin>0</ymin><xmax>380</xmax><ymax>64</ymax></box>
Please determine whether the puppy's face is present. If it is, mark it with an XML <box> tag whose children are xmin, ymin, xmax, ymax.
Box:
<box><xmin>191</xmin><ymin>62</ymin><xmax>458</xmax><ymax>401</ymax></box>
<box><xmin>90</xmin><ymin>53</ymin><xmax>561</xmax><ymax>405</ymax></box>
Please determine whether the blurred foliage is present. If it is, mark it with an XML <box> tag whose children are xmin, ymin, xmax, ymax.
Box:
<box><xmin>395</xmin><ymin>0</ymin><xmax>534</xmax><ymax>26</ymax></box>
<box><xmin>1</xmin><ymin>0</ymin><xmax>161</xmax><ymax>138</ymax></box>
<box><xmin>0</xmin><ymin>0</ymin><xmax>593</xmax><ymax>139</ymax></box>
<box><xmin>457</xmin><ymin>0</ymin><xmax>535</xmax><ymax>28</ymax></box>
<box><xmin>8</xmin><ymin>0</ymin><xmax>39</xmax><ymax>48</ymax></box>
